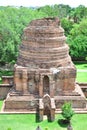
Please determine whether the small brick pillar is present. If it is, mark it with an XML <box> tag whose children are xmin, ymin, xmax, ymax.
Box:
<box><xmin>22</xmin><ymin>68</ymin><xmax>28</xmax><ymax>94</ymax></box>
<box><xmin>50</xmin><ymin>98</ymin><xmax>55</xmax><ymax>121</ymax></box>
<box><xmin>39</xmin><ymin>99</ymin><xmax>44</xmax><ymax>121</ymax></box>
<box><xmin>39</xmin><ymin>78</ymin><xmax>43</xmax><ymax>97</ymax></box>
<box><xmin>50</xmin><ymin>81</ymin><xmax>55</xmax><ymax>97</ymax></box>
<box><xmin>14</xmin><ymin>68</ymin><xmax>22</xmax><ymax>92</ymax></box>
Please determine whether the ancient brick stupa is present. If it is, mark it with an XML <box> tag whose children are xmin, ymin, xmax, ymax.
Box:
<box><xmin>3</xmin><ymin>17</ymin><xmax>86</xmax><ymax>120</ymax></box>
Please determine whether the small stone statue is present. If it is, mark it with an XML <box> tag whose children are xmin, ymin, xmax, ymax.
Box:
<box><xmin>67</xmin><ymin>124</ymin><xmax>73</xmax><ymax>130</ymax></box>
<box><xmin>36</xmin><ymin>126</ymin><xmax>41</xmax><ymax>130</ymax></box>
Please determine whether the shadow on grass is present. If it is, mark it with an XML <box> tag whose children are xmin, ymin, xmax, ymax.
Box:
<box><xmin>35</xmin><ymin>112</ymin><xmax>54</xmax><ymax>123</ymax></box>
<box><xmin>84</xmin><ymin>65</ymin><xmax>87</xmax><ymax>68</ymax></box>
<box><xmin>35</xmin><ymin>106</ymin><xmax>54</xmax><ymax>123</ymax></box>
<box><xmin>35</xmin><ymin>107</ymin><xmax>40</xmax><ymax>123</ymax></box>
<box><xmin>57</xmin><ymin>119</ymin><xmax>69</xmax><ymax>128</ymax></box>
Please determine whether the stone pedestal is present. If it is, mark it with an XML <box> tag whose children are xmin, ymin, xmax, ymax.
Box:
<box><xmin>14</xmin><ymin>66</ymin><xmax>28</xmax><ymax>94</ymax></box>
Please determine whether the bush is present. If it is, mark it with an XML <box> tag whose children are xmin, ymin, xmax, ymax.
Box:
<box><xmin>0</xmin><ymin>70</ymin><xmax>13</xmax><ymax>77</ymax></box>
<box><xmin>61</xmin><ymin>102</ymin><xmax>75</xmax><ymax>122</ymax></box>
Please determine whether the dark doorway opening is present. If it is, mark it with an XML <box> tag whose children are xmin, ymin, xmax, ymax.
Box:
<box><xmin>43</xmin><ymin>75</ymin><xmax>49</xmax><ymax>94</ymax></box>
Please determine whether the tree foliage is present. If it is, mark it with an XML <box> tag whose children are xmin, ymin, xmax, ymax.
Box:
<box><xmin>70</xmin><ymin>5</ymin><xmax>87</xmax><ymax>23</ymax></box>
<box><xmin>61</xmin><ymin>18</ymin><xmax>73</xmax><ymax>36</ymax></box>
<box><xmin>67</xmin><ymin>19</ymin><xmax>87</xmax><ymax>60</ymax></box>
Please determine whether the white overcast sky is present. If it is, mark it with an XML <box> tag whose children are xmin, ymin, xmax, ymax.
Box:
<box><xmin>0</xmin><ymin>0</ymin><xmax>87</xmax><ymax>7</ymax></box>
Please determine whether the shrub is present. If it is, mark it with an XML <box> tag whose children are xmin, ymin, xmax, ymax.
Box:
<box><xmin>61</xmin><ymin>102</ymin><xmax>75</xmax><ymax>122</ymax></box>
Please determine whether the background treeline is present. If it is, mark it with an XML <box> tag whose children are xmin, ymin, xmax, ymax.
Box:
<box><xmin>0</xmin><ymin>4</ymin><xmax>87</xmax><ymax>66</ymax></box>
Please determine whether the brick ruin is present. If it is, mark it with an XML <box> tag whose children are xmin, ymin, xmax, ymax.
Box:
<box><xmin>3</xmin><ymin>17</ymin><xmax>86</xmax><ymax>121</ymax></box>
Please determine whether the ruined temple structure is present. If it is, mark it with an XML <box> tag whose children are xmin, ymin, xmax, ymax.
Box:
<box><xmin>3</xmin><ymin>17</ymin><xmax>86</xmax><ymax>121</ymax></box>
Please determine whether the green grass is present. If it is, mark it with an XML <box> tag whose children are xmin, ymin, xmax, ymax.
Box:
<box><xmin>0</xmin><ymin>100</ymin><xmax>3</xmax><ymax>110</ymax></box>
<box><xmin>75</xmin><ymin>63</ymin><xmax>87</xmax><ymax>69</ymax></box>
<box><xmin>72</xmin><ymin>114</ymin><xmax>87</xmax><ymax>130</ymax></box>
<box><xmin>75</xmin><ymin>63</ymin><xmax>87</xmax><ymax>82</ymax></box>
<box><xmin>76</xmin><ymin>72</ymin><xmax>87</xmax><ymax>82</ymax></box>
<box><xmin>0</xmin><ymin>113</ymin><xmax>87</xmax><ymax>130</ymax></box>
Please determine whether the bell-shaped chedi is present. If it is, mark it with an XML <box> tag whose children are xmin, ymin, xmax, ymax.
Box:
<box><xmin>3</xmin><ymin>17</ymin><xmax>86</xmax><ymax>115</ymax></box>
<box><xmin>17</xmin><ymin>17</ymin><xmax>72</xmax><ymax>69</ymax></box>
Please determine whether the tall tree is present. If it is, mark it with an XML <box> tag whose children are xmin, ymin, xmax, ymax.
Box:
<box><xmin>70</xmin><ymin>5</ymin><xmax>87</xmax><ymax>23</ymax></box>
<box><xmin>67</xmin><ymin>19</ymin><xmax>87</xmax><ymax>60</ymax></box>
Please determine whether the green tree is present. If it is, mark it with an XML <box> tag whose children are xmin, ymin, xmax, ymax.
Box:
<box><xmin>70</xmin><ymin>5</ymin><xmax>87</xmax><ymax>23</ymax></box>
<box><xmin>67</xmin><ymin>19</ymin><xmax>87</xmax><ymax>60</ymax></box>
<box><xmin>58</xmin><ymin>4</ymin><xmax>72</xmax><ymax>18</ymax></box>
<box><xmin>38</xmin><ymin>5</ymin><xmax>59</xmax><ymax>17</ymax></box>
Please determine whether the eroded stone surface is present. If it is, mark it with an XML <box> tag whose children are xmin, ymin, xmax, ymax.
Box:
<box><xmin>17</xmin><ymin>17</ymin><xmax>71</xmax><ymax>69</ymax></box>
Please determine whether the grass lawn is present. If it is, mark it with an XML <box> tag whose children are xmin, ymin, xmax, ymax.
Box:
<box><xmin>0</xmin><ymin>100</ymin><xmax>3</xmax><ymax>110</ymax></box>
<box><xmin>0</xmin><ymin>113</ymin><xmax>87</xmax><ymax>130</ymax></box>
<box><xmin>75</xmin><ymin>63</ymin><xmax>87</xmax><ymax>69</ymax></box>
<box><xmin>75</xmin><ymin>63</ymin><xmax>87</xmax><ymax>82</ymax></box>
<box><xmin>76</xmin><ymin>72</ymin><xmax>87</xmax><ymax>82</ymax></box>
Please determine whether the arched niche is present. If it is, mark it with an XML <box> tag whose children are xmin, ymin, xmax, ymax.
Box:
<box><xmin>43</xmin><ymin>75</ymin><xmax>50</xmax><ymax>95</ymax></box>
